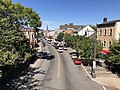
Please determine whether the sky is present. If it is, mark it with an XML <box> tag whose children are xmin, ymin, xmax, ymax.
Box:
<box><xmin>12</xmin><ymin>0</ymin><xmax>120</xmax><ymax>30</ymax></box>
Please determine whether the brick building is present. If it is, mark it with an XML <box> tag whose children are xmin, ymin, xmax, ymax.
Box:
<box><xmin>60</xmin><ymin>23</ymin><xmax>81</xmax><ymax>30</ymax></box>
<box><xmin>97</xmin><ymin>18</ymin><xmax>120</xmax><ymax>50</ymax></box>
<box><xmin>60</xmin><ymin>23</ymin><xmax>81</xmax><ymax>35</ymax></box>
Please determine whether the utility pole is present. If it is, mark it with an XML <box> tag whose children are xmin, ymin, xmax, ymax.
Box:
<box><xmin>86</xmin><ymin>26</ymin><xmax>97</xmax><ymax>78</ymax></box>
<box><xmin>94</xmin><ymin>30</ymin><xmax>97</xmax><ymax>62</ymax></box>
<box><xmin>91</xmin><ymin>29</ymin><xmax>97</xmax><ymax>78</ymax></box>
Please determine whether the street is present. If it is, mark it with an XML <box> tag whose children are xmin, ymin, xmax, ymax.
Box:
<box><xmin>1</xmin><ymin>42</ymin><xmax>119</xmax><ymax>90</ymax></box>
<box><xmin>38</xmin><ymin>43</ymin><xmax>103</xmax><ymax>90</ymax></box>
<box><xmin>1</xmin><ymin>1</ymin><xmax>120</xmax><ymax>90</ymax></box>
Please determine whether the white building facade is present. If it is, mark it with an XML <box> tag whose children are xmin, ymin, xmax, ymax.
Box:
<box><xmin>78</xmin><ymin>25</ymin><xmax>95</xmax><ymax>37</ymax></box>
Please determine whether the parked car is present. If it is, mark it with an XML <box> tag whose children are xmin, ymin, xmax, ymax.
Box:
<box><xmin>73</xmin><ymin>58</ymin><xmax>81</xmax><ymax>65</ymax></box>
<box><xmin>58</xmin><ymin>47</ymin><xmax>63</xmax><ymax>53</ymax></box>
<box><xmin>51</xmin><ymin>42</ymin><xmax>54</xmax><ymax>46</ymax></box>
<box><xmin>47</xmin><ymin>53</ymin><xmax>55</xmax><ymax>60</ymax></box>
<box><xmin>63</xmin><ymin>47</ymin><xmax>67</xmax><ymax>50</ymax></box>
<box><xmin>71</xmin><ymin>54</ymin><xmax>77</xmax><ymax>59</ymax></box>
<box><xmin>69</xmin><ymin>52</ymin><xmax>79</xmax><ymax>57</ymax></box>
<box><xmin>36</xmin><ymin>52</ymin><xmax>43</xmax><ymax>58</ymax></box>
<box><xmin>54</xmin><ymin>45</ymin><xmax>59</xmax><ymax>49</ymax></box>
<box><xmin>41</xmin><ymin>52</ymin><xmax>48</xmax><ymax>59</ymax></box>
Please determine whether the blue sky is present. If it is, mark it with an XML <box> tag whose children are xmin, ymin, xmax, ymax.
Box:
<box><xmin>12</xmin><ymin>0</ymin><xmax>120</xmax><ymax>30</ymax></box>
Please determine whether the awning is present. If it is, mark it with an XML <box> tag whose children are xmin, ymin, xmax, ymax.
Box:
<box><xmin>99</xmin><ymin>49</ymin><xmax>112</xmax><ymax>55</ymax></box>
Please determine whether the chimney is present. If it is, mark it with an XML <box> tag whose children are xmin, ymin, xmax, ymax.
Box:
<box><xmin>103</xmin><ymin>17</ymin><xmax>107</xmax><ymax>23</ymax></box>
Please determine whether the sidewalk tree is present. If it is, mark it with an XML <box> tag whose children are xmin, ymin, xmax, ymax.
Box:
<box><xmin>105</xmin><ymin>39</ymin><xmax>120</xmax><ymax>75</ymax></box>
<box><xmin>70</xmin><ymin>35</ymin><xmax>79</xmax><ymax>48</ymax></box>
<box><xmin>56</xmin><ymin>32</ymin><xmax>64</xmax><ymax>42</ymax></box>
<box><xmin>63</xmin><ymin>33</ymin><xmax>102</xmax><ymax>60</ymax></box>
<box><xmin>76</xmin><ymin>36</ymin><xmax>94</xmax><ymax>59</ymax></box>
<box><xmin>64</xmin><ymin>33</ymin><xmax>71</xmax><ymax>47</ymax></box>
<box><xmin>108</xmin><ymin>39</ymin><xmax>120</xmax><ymax>65</ymax></box>
<box><xmin>0</xmin><ymin>0</ymin><xmax>42</xmax><ymax>65</ymax></box>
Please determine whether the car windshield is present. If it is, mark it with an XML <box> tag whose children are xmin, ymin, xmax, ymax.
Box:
<box><xmin>72</xmin><ymin>54</ymin><xmax>77</xmax><ymax>56</ymax></box>
<box><xmin>59</xmin><ymin>47</ymin><xmax>62</xmax><ymax>50</ymax></box>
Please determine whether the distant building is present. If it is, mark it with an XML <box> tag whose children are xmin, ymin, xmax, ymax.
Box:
<box><xmin>46</xmin><ymin>29</ymin><xmax>64</xmax><ymax>40</ymax></box>
<box><xmin>97</xmin><ymin>18</ymin><xmax>120</xmax><ymax>50</ymax></box>
<box><xmin>60</xmin><ymin>23</ymin><xmax>81</xmax><ymax>30</ymax></box>
<box><xmin>64</xmin><ymin>30</ymin><xmax>74</xmax><ymax>35</ymax></box>
<box><xmin>21</xmin><ymin>27</ymin><xmax>37</xmax><ymax>48</ymax></box>
<box><xmin>77</xmin><ymin>25</ymin><xmax>95</xmax><ymax>37</ymax></box>
<box><xmin>59</xmin><ymin>23</ymin><xmax>82</xmax><ymax>35</ymax></box>
<box><xmin>44</xmin><ymin>25</ymin><xmax>49</xmax><ymax>37</ymax></box>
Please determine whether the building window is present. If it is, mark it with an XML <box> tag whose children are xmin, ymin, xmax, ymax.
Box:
<box><xmin>109</xmin><ymin>40</ymin><xmax>112</xmax><ymax>47</ymax></box>
<box><xmin>99</xmin><ymin>30</ymin><xmax>102</xmax><ymax>36</ymax></box>
<box><xmin>85</xmin><ymin>31</ymin><xmax>87</xmax><ymax>36</ymax></box>
<box><xmin>104</xmin><ymin>28</ymin><xmax>106</xmax><ymax>36</ymax></box>
<box><xmin>109</xmin><ymin>28</ymin><xmax>112</xmax><ymax>36</ymax></box>
<box><xmin>99</xmin><ymin>40</ymin><xmax>102</xmax><ymax>44</ymax></box>
<box><xmin>103</xmin><ymin>39</ymin><xmax>106</xmax><ymax>48</ymax></box>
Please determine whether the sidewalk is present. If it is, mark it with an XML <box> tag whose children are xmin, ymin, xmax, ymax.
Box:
<box><xmin>84</xmin><ymin>65</ymin><xmax>120</xmax><ymax>89</ymax></box>
<box><xmin>68</xmin><ymin>48</ymin><xmax>120</xmax><ymax>90</ymax></box>
<box><xmin>30</xmin><ymin>41</ymin><xmax>50</xmax><ymax>68</ymax></box>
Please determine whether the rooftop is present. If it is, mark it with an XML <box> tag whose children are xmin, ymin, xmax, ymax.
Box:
<box><xmin>97</xmin><ymin>19</ymin><xmax>120</xmax><ymax>27</ymax></box>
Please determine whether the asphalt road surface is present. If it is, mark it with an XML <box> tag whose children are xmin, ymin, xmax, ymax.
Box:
<box><xmin>39</xmin><ymin>44</ymin><xmax>104</xmax><ymax>90</ymax></box>
<box><xmin>1</xmin><ymin>41</ymin><xmax>119</xmax><ymax>90</ymax></box>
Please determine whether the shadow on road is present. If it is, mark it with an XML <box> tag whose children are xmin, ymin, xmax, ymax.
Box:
<box><xmin>0</xmin><ymin>66</ymin><xmax>46</xmax><ymax>90</ymax></box>
<box><xmin>0</xmin><ymin>55</ymin><xmax>46</xmax><ymax>90</ymax></box>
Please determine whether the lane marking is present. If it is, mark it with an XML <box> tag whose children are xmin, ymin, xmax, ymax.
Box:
<box><xmin>57</xmin><ymin>53</ymin><xmax>60</xmax><ymax>79</ymax></box>
<box><xmin>55</xmin><ymin>49</ymin><xmax>61</xmax><ymax>79</ymax></box>
<box><xmin>52</xmin><ymin>46</ymin><xmax>61</xmax><ymax>79</ymax></box>
<box><xmin>102</xmin><ymin>86</ymin><xmax>107</xmax><ymax>90</ymax></box>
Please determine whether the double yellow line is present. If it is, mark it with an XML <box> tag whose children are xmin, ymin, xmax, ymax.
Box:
<box><xmin>56</xmin><ymin>51</ymin><xmax>60</xmax><ymax>79</ymax></box>
<box><xmin>52</xmin><ymin>46</ymin><xmax>61</xmax><ymax>79</ymax></box>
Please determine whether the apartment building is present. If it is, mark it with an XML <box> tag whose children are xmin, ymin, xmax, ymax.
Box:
<box><xmin>97</xmin><ymin>18</ymin><xmax>120</xmax><ymax>50</ymax></box>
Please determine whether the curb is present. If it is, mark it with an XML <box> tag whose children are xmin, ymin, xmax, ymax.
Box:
<box><xmin>81</xmin><ymin>64</ymin><xmax>95</xmax><ymax>81</ymax></box>
<box><xmin>68</xmin><ymin>48</ymin><xmax>107</xmax><ymax>90</ymax></box>
<box><xmin>81</xmin><ymin>64</ymin><xmax>107</xmax><ymax>90</ymax></box>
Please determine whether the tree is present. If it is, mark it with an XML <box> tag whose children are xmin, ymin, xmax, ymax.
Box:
<box><xmin>108</xmin><ymin>39</ymin><xmax>120</xmax><ymax>65</ymax></box>
<box><xmin>64</xmin><ymin>33</ymin><xmax>71</xmax><ymax>47</ymax></box>
<box><xmin>76</xmin><ymin>36</ymin><xmax>94</xmax><ymax>59</ymax></box>
<box><xmin>56</xmin><ymin>32</ymin><xmax>64</xmax><ymax>42</ymax></box>
<box><xmin>63</xmin><ymin>34</ymin><xmax>102</xmax><ymax>60</ymax></box>
<box><xmin>0</xmin><ymin>0</ymin><xmax>42</xmax><ymax>65</ymax></box>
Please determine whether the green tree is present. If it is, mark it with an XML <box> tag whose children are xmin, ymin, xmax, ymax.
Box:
<box><xmin>64</xmin><ymin>33</ymin><xmax>71</xmax><ymax>47</ymax></box>
<box><xmin>108</xmin><ymin>39</ymin><xmax>120</xmax><ymax>65</ymax></box>
<box><xmin>76</xmin><ymin>36</ymin><xmax>94</xmax><ymax>59</ymax></box>
<box><xmin>56</xmin><ymin>32</ymin><xmax>64</xmax><ymax>42</ymax></box>
<box><xmin>63</xmin><ymin>34</ymin><xmax>102</xmax><ymax>59</ymax></box>
<box><xmin>0</xmin><ymin>0</ymin><xmax>42</xmax><ymax>65</ymax></box>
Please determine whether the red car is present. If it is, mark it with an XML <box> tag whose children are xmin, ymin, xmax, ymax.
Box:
<box><xmin>73</xmin><ymin>58</ymin><xmax>81</xmax><ymax>65</ymax></box>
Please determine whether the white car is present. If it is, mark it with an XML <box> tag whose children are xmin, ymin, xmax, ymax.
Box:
<box><xmin>58</xmin><ymin>47</ymin><xmax>63</xmax><ymax>53</ymax></box>
<box><xmin>63</xmin><ymin>47</ymin><xmax>67</xmax><ymax>50</ymax></box>
<box><xmin>71</xmin><ymin>54</ymin><xmax>77</xmax><ymax>59</ymax></box>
